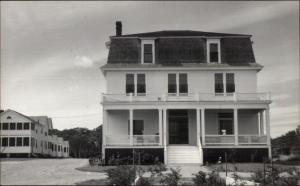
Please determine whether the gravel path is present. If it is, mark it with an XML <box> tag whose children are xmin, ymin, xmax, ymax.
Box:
<box><xmin>0</xmin><ymin>158</ymin><xmax>106</xmax><ymax>185</ymax></box>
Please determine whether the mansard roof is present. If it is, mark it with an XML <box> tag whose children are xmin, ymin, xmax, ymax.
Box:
<box><xmin>107</xmin><ymin>30</ymin><xmax>256</xmax><ymax>65</ymax></box>
<box><xmin>112</xmin><ymin>30</ymin><xmax>251</xmax><ymax>38</ymax></box>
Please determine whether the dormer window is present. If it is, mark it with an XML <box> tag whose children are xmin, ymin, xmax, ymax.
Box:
<box><xmin>207</xmin><ymin>38</ymin><xmax>221</xmax><ymax>63</ymax></box>
<box><xmin>141</xmin><ymin>39</ymin><xmax>155</xmax><ymax>64</ymax></box>
<box><xmin>144</xmin><ymin>44</ymin><xmax>153</xmax><ymax>63</ymax></box>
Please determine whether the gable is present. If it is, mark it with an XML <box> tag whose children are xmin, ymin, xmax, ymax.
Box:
<box><xmin>0</xmin><ymin>110</ymin><xmax>35</xmax><ymax>123</ymax></box>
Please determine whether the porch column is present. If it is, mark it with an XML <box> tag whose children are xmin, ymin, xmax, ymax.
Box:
<box><xmin>163</xmin><ymin>109</ymin><xmax>167</xmax><ymax>164</ymax></box>
<box><xmin>200</xmin><ymin>109</ymin><xmax>205</xmax><ymax>146</ymax></box>
<box><xmin>102</xmin><ymin>109</ymin><xmax>107</xmax><ymax>147</ymax></box>
<box><xmin>196</xmin><ymin>109</ymin><xmax>200</xmax><ymax>146</ymax></box>
<box><xmin>158</xmin><ymin>109</ymin><xmax>163</xmax><ymax>145</ymax></box>
<box><xmin>259</xmin><ymin>110</ymin><xmax>264</xmax><ymax>136</ymax></box>
<box><xmin>129</xmin><ymin>109</ymin><xmax>133</xmax><ymax>146</ymax></box>
<box><xmin>234</xmin><ymin>108</ymin><xmax>238</xmax><ymax>146</ymax></box>
<box><xmin>265</xmin><ymin>108</ymin><xmax>272</xmax><ymax>159</ymax></box>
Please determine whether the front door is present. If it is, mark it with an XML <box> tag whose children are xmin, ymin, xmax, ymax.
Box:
<box><xmin>168</xmin><ymin>110</ymin><xmax>189</xmax><ymax>144</ymax></box>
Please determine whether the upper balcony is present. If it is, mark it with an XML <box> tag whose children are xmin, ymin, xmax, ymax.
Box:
<box><xmin>102</xmin><ymin>92</ymin><xmax>271</xmax><ymax>104</ymax></box>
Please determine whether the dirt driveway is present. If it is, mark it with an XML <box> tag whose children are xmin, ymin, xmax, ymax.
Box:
<box><xmin>0</xmin><ymin>158</ymin><xmax>106</xmax><ymax>185</ymax></box>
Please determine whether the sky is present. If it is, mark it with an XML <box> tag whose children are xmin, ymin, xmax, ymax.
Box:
<box><xmin>1</xmin><ymin>1</ymin><xmax>299</xmax><ymax>138</ymax></box>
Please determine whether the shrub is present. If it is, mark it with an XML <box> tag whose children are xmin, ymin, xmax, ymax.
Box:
<box><xmin>206</xmin><ymin>170</ymin><xmax>226</xmax><ymax>186</ymax></box>
<box><xmin>251</xmin><ymin>166</ymin><xmax>300</xmax><ymax>186</ymax></box>
<box><xmin>192</xmin><ymin>170</ymin><xmax>225</xmax><ymax>186</ymax></box>
<box><xmin>136</xmin><ymin>176</ymin><xmax>152</xmax><ymax>186</ymax></box>
<box><xmin>105</xmin><ymin>165</ymin><xmax>135</xmax><ymax>186</ymax></box>
<box><xmin>192</xmin><ymin>171</ymin><xmax>207</xmax><ymax>186</ymax></box>
<box><xmin>161</xmin><ymin>168</ymin><xmax>182</xmax><ymax>186</ymax></box>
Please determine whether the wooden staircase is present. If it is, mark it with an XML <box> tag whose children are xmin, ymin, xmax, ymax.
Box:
<box><xmin>167</xmin><ymin>146</ymin><xmax>203</xmax><ymax>165</ymax></box>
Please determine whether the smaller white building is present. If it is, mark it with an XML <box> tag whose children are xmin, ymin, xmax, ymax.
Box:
<box><xmin>0</xmin><ymin>109</ymin><xmax>70</xmax><ymax>158</ymax></box>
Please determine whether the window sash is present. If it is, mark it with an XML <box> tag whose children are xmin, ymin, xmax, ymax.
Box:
<box><xmin>17</xmin><ymin>123</ymin><xmax>23</xmax><ymax>130</ymax></box>
<box><xmin>215</xmin><ymin>73</ymin><xmax>224</xmax><ymax>93</ymax></box>
<box><xmin>209</xmin><ymin>43</ymin><xmax>219</xmax><ymax>62</ymax></box>
<box><xmin>9</xmin><ymin>123</ymin><xmax>16</xmax><ymax>130</ymax></box>
<box><xmin>179</xmin><ymin>73</ymin><xmax>188</xmax><ymax>93</ymax></box>
<box><xmin>2</xmin><ymin>138</ymin><xmax>8</xmax><ymax>147</ymax></box>
<box><xmin>126</xmin><ymin>74</ymin><xmax>135</xmax><ymax>94</ymax></box>
<box><xmin>143</xmin><ymin>44</ymin><xmax>153</xmax><ymax>63</ymax></box>
<box><xmin>2</xmin><ymin>123</ymin><xmax>8</xmax><ymax>130</ymax></box>
<box><xmin>24</xmin><ymin>123</ymin><xmax>30</xmax><ymax>130</ymax></box>
<box><xmin>16</xmin><ymin>137</ymin><xmax>23</xmax><ymax>146</ymax></box>
<box><xmin>23</xmin><ymin>137</ymin><xmax>29</xmax><ymax>146</ymax></box>
<box><xmin>137</xmin><ymin>74</ymin><xmax>146</xmax><ymax>94</ymax></box>
<box><xmin>168</xmin><ymin>74</ymin><xmax>177</xmax><ymax>93</ymax></box>
<box><xmin>9</xmin><ymin>137</ymin><xmax>15</xmax><ymax>146</ymax></box>
<box><xmin>226</xmin><ymin>73</ymin><xmax>235</xmax><ymax>93</ymax></box>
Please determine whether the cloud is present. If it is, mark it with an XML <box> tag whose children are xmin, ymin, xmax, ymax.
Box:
<box><xmin>74</xmin><ymin>56</ymin><xmax>94</xmax><ymax>68</ymax></box>
<box><xmin>204</xmin><ymin>2</ymin><xmax>297</xmax><ymax>31</ymax></box>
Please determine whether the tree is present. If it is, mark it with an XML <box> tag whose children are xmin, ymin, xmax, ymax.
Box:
<box><xmin>49</xmin><ymin>125</ymin><xmax>103</xmax><ymax>158</ymax></box>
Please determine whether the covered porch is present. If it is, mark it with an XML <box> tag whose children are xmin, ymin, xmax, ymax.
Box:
<box><xmin>104</xmin><ymin>109</ymin><xmax>162</xmax><ymax>147</ymax></box>
<box><xmin>202</xmin><ymin>108</ymin><xmax>270</xmax><ymax>147</ymax></box>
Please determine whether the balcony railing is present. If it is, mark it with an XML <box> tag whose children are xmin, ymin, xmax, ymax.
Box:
<box><xmin>204</xmin><ymin>135</ymin><xmax>268</xmax><ymax>146</ymax></box>
<box><xmin>238</xmin><ymin>135</ymin><xmax>267</xmax><ymax>145</ymax></box>
<box><xmin>133</xmin><ymin>135</ymin><xmax>159</xmax><ymax>146</ymax></box>
<box><xmin>102</xmin><ymin>92</ymin><xmax>271</xmax><ymax>103</ymax></box>
<box><xmin>205</xmin><ymin>135</ymin><xmax>235</xmax><ymax>145</ymax></box>
<box><xmin>106</xmin><ymin>135</ymin><xmax>160</xmax><ymax>146</ymax></box>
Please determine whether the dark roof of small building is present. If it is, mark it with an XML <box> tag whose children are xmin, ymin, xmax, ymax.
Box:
<box><xmin>112</xmin><ymin>30</ymin><xmax>251</xmax><ymax>38</ymax></box>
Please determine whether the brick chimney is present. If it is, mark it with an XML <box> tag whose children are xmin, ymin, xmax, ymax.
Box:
<box><xmin>116</xmin><ymin>21</ymin><xmax>122</xmax><ymax>36</ymax></box>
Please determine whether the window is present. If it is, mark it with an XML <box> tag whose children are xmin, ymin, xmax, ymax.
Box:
<box><xmin>17</xmin><ymin>123</ymin><xmax>22</xmax><ymax>130</ymax></box>
<box><xmin>126</xmin><ymin>74</ymin><xmax>146</xmax><ymax>95</ymax></box>
<box><xmin>137</xmin><ymin>74</ymin><xmax>146</xmax><ymax>94</ymax></box>
<box><xmin>126</xmin><ymin>74</ymin><xmax>134</xmax><ymax>94</ymax></box>
<box><xmin>17</xmin><ymin>137</ymin><xmax>22</xmax><ymax>146</ymax></box>
<box><xmin>215</xmin><ymin>73</ymin><xmax>224</xmax><ymax>93</ymax></box>
<box><xmin>226</xmin><ymin>73</ymin><xmax>235</xmax><ymax>93</ymax></box>
<box><xmin>209</xmin><ymin>43</ymin><xmax>219</xmax><ymax>62</ymax></box>
<box><xmin>64</xmin><ymin>147</ymin><xmax>66</xmax><ymax>153</ymax></box>
<box><xmin>45</xmin><ymin>132</ymin><xmax>47</xmax><ymax>136</ymax></box>
<box><xmin>168</xmin><ymin>74</ymin><xmax>177</xmax><ymax>94</ymax></box>
<box><xmin>179</xmin><ymin>73</ymin><xmax>188</xmax><ymax>94</ymax></box>
<box><xmin>24</xmin><ymin>122</ymin><xmax>30</xmax><ymax>130</ymax></box>
<box><xmin>2</xmin><ymin>138</ymin><xmax>8</xmax><ymax>147</ymax></box>
<box><xmin>128</xmin><ymin>120</ymin><xmax>144</xmax><ymax>135</ymax></box>
<box><xmin>2</xmin><ymin>123</ymin><xmax>8</xmax><ymax>130</ymax></box>
<box><xmin>218</xmin><ymin>113</ymin><xmax>233</xmax><ymax>135</ymax></box>
<box><xmin>9</xmin><ymin>123</ymin><xmax>16</xmax><ymax>130</ymax></box>
<box><xmin>23</xmin><ymin>137</ymin><xmax>29</xmax><ymax>146</ymax></box>
<box><xmin>31</xmin><ymin>123</ymin><xmax>35</xmax><ymax>130</ymax></box>
<box><xmin>214</xmin><ymin>73</ymin><xmax>235</xmax><ymax>94</ymax></box>
<box><xmin>9</xmin><ymin>137</ymin><xmax>15</xmax><ymax>146</ymax></box>
<box><xmin>143</xmin><ymin>44</ymin><xmax>153</xmax><ymax>63</ymax></box>
<box><xmin>0</xmin><ymin>123</ymin><xmax>1</xmax><ymax>130</ymax></box>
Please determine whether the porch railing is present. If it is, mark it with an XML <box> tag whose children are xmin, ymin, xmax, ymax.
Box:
<box><xmin>106</xmin><ymin>135</ymin><xmax>160</xmax><ymax>146</ymax></box>
<box><xmin>238</xmin><ymin>135</ymin><xmax>267</xmax><ymax>145</ymax></box>
<box><xmin>133</xmin><ymin>135</ymin><xmax>159</xmax><ymax>146</ymax></box>
<box><xmin>102</xmin><ymin>92</ymin><xmax>271</xmax><ymax>103</ymax></box>
<box><xmin>204</xmin><ymin>135</ymin><xmax>268</xmax><ymax>146</ymax></box>
<box><xmin>106</xmin><ymin>135</ymin><xmax>130</xmax><ymax>146</ymax></box>
<box><xmin>205</xmin><ymin>135</ymin><xmax>235</xmax><ymax>145</ymax></box>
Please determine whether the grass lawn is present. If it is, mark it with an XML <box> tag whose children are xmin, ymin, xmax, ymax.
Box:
<box><xmin>209</xmin><ymin>162</ymin><xmax>300</xmax><ymax>172</ymax></box>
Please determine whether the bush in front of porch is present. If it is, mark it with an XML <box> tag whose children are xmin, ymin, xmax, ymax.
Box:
<box><xmin>105</xmin><ymin>148</ymin><xmax>164</xmax><ymax>165</ymax></box>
